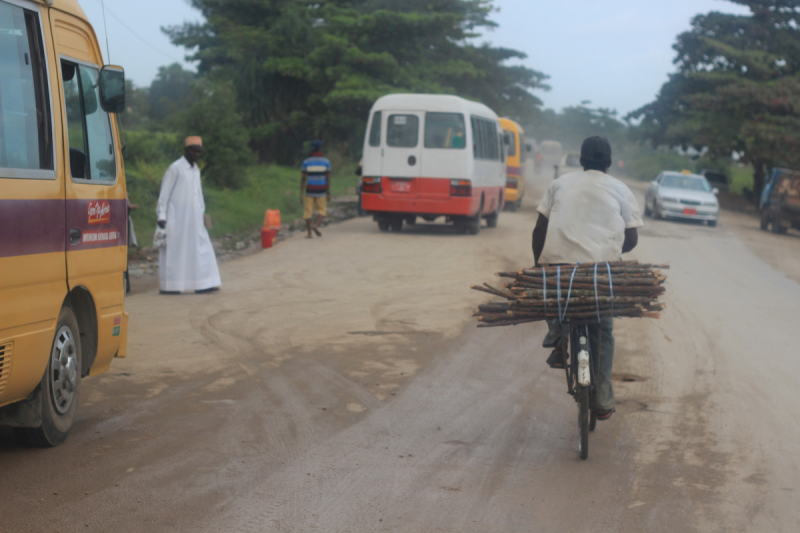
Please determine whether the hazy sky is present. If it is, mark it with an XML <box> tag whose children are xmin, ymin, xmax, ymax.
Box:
<box><xmin>80</xmin><ymin>0</ymin><xmax>752</xmax><ymax>116</ymax></box>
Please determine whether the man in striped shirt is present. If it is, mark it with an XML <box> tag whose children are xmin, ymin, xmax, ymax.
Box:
<box><xmin>300</xmin><ymin>140</ymin><xmax>331</xmax><ymax>238</ymax></box>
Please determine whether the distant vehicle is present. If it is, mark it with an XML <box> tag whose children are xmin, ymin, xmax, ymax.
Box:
<box><xmin>0</xmin><ymin>0</ymin><xmax>129</xmax><ymax>446</ymax></box>
<box><xmin>760</xmin><ymin>168</ymin><xmax>800</xmax><ymax>234</ymax></box>
<box><xmin>500</xmin><ymin>118</ymin><xmax>527</xmax><ymax>211</ymax></box>
<box><xmin>360</xmin><ymin>94</ymin><xmax>506</xmax><ymax>235</ymax></box>
<box><xmin>699</xmin><ymin>169</ymin><xmax>729</xmax><ymax>192</ymax></box>
<box><xmin>537</xmin><ymin>140</ymin><xmax>562</xmax><ymax>175</ymax></box>
<box><xmin>555</xmin><ymin>150</ymin><xmax>582</xmax><ymax>179</ymax></box>
<box><xmin>644</xmin><ymin>170</ymin><xmax>720</xmax><ymax>226</ymax></box>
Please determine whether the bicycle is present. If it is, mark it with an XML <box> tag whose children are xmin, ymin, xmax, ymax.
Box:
<box><xmin>557</xmin><ymin>319</ymin><xmax>603</xmax><ymax>460</ymax></box>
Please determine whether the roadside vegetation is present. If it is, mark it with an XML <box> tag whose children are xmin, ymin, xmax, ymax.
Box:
<box><xmin>122</xmin><ymin>0</ymin><xmax>547</xmax><ymax>246</ymax></box>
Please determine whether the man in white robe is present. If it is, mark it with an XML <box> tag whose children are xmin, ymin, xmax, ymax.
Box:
<box><xmin>156</xmin><ymin>136</ymin><xmax>221</xmax><ymax>294</ymax></box>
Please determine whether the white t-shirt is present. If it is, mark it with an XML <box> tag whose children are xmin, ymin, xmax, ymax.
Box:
<box><xmin>537</xmin><ymin>170</ymin><xmax>643</xmax><ymax>265</ymax></box>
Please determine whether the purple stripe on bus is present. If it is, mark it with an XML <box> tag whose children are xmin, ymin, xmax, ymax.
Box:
<box><xmin>0</xmin><ymin>199</ymin><xmax>66</xmax><ymax>259</ymax></box>
<box><xmin>66</xmin><ymin>198</ymin><xmax>128</xmax><ymax>252</ymax></box>
<box><xmin>0</xmin><ymin>198</ymin><xmax>128</xmax><ymax>259</ymax></box>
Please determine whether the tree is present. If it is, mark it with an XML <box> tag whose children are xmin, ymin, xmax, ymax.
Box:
<box><xmin>149</xmin><ymin>63</ymin><xmax>196</xmax><ymax>126</ymax></box>
<box><xmin>527</xmin><ymin>103</ymin><xmax>626</xmax><ymax>151</ymax></box>
<box><xmin>164</xmin><ymin>0</ymin><xmax>548</xmax><ymax>164</ymax></box>
<box><xmin>628</xmin><ymin>1</ymin><xmax>800</xmax><ymax>199</ymax></box>
<box><xmin>181</xmin><ymin>79</ymin><xmax>254</xmax><ymax>189</ymax></box>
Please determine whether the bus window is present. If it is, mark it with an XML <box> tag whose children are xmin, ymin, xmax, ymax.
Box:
<box><xmin>62</xmin><ymin>60</ymin><xmax>117</xmax><ymax>182</ymax></box>
<box><xmin>387</xmin><ymin>114</ymin><xmax>418</xmax><ymax>148</ymax></box>
<box><xmin>506</xmin><ymin>131</ymin><xmax>517</xmax><ymax>157</ymax></box>
<box><xmin>499</xmin><ymin>133</ymin><xmax>505</xmax><ymax>162</ymax></box>
<box><xmin>368</xmin><ymin>110</ymin><xmax>381</xmax><ymax>147</ymax></box>
<box><xmin>425</xmin><ymin>112</ymin><xmax>465</xmax><ymax>149</ymax></box>
<box><xmin>0</xmin><ymin>3</ymin><xmax>53</xmax><ymax>173</ymax></box>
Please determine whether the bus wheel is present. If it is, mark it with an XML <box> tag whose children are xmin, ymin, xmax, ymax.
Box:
<box><xmin>466</xmin><ymin>213</ymin><xmax>481</xmax><ymax>235</ymax></box>
<box><xmin>15</xmin><ymin>305</ymin><xmax>82</xmax><ymax>447</ymax></box>
<box><xmin>378</xmin><ymin>221</ymin><xmax>390</xmax><ymax>232</ymax></box>
<box><xmin>390</xmin><ymin>218</ymin><xmax>403</xmax><ymax>232</ymax></box>
<box><xmin>485</xmin><ymin>202</ymin><xmax>501</xmax><ymax>228</ymax></box>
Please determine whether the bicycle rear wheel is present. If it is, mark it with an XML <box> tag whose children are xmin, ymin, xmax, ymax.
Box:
<box><xmin>578</xmin><ymin>384</ymin><xmax>590</xmax><ymax>460</ymax></box>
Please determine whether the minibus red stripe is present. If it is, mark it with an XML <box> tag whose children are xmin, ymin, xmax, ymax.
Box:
<box><xmin>0</xmin><ymin>198</ymin><xmax>128</xmax><ymax>258</ymax></box>
<box><xmin>0</xmin><ymin>199</ymin><xmax>65</xmax><ymax>258</ymax></box>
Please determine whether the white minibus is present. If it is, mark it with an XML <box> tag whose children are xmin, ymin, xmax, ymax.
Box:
<box><xmin>360</xmin><ymin>94</ymin><xmax>506</xmax><ymax>234</ymax></box>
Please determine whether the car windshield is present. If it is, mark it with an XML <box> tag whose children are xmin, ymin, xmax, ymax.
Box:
<box><xmin>661</xmin><ymin>175</ymin><xmax>711</xmax><ymax>192</ymax></box>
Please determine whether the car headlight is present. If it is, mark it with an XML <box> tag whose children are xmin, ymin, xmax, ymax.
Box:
<box><xmin>658</xmin><ymin>196</ymin><xmax>679</xmax><ymax>203</ymax></box>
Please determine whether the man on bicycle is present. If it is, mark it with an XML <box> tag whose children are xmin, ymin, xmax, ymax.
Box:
<box><xmin>531</xmin><ymin>136</ymin><xmax>643</xmax><ymax>420</ymax></box>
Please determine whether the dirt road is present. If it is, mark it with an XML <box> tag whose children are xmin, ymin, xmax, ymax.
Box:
<box><xmin>2</xmin><ymin>166</ymin><xmax>800</xmax><ymax>532</ymax></box>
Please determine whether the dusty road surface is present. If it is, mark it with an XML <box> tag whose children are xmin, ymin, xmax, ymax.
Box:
<box><xmin>2</xmin><ymin>164</ymin><xmax>800</xmax><ymax>533</ymax></box>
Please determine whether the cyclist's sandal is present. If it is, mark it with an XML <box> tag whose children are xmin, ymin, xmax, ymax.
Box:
<box><xmin>595</xmin><ymin>407</ymin><xmax>616</xmax><ymax>420</ymax></box>
<box><xmin>546</xmin><ymin>348</ymin><xmax>566</xmax><ymax>369</ymax></box>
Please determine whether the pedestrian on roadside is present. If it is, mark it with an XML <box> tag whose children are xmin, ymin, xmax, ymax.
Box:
<box><xmin>124</xmin><ymin>195</ymin><xmax>138</xmax><ymax>294</ymax></box>
<box><xmin>156</xmin><ymin>136</ymin><xmax>221</xmax><ymax>294</ymax></box>
<box><xmin>300</xmin><ymin>140</ymin><xmax>331</xmax><ymax>238</ymax></box>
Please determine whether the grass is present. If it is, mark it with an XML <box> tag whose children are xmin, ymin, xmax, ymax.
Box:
<box><xmin>127</xmin><ymin>160</ymin><xmax>358</xmax><ymax>247</ymax></box>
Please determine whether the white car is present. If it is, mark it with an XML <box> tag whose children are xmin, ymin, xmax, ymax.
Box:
<box><xmin>555</xmin><ymin>150</ymin><xmax>582</xmax><ymax>179</ymax></box>
<box><xmin>644</xmin><ymin>171</ymin><xmax>720</xmax><ymax>227</ymax></box>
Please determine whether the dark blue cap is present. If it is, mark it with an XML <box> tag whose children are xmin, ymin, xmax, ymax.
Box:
<box><xmin>311</xmin><ymin>140</ymin><xmax>323</xmax><ymax>151</ymax></box>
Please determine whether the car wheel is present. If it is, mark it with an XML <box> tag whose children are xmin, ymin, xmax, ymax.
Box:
<box><xmin>760</xmin><ymin>210</ymin><xmax>770</xmax><ymax>231</ymax></box>
<box><xmin>644</xmin><ymin>197</ymin><xmax>652</xmax><ymax>217</ymax></box>
<box><xmin>653</xmin><ymin>202</ymin><xmax>662</xmax><ymax>220</ymax></box>
<box><xmin>14</xmin><ymin>305</ymin><xmax>82</xmax><ymax>447</ymax></box>
<box><xmin>708</xmin><ymin>220</ymin><xmax>717</xmax><ymax>227</ymax></box>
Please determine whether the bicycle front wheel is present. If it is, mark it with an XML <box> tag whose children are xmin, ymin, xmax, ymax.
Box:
<box><xmin>578</xmin><ymin>384</ymin><xmax>590</xmax><ymax>460</ymax></box>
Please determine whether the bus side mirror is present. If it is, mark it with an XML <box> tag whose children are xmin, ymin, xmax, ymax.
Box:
<box><xmin>99</xmin><ymin>65</ymin><xmax>126</xmax><ymax>114</ymax></box>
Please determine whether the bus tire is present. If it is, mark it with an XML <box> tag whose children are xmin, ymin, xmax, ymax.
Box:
<box><xmin>390</xmin><ymin>218</ymin><xmax>403</xmax><ymax>232</ymax></box>
<box><xmin>378</xmin><ymin>221</ymin><xmax>390</xmax><ymax>232</ymax></box>
<box><xmin>485</xmin><ymin>201</ymin><xmax>500</xmax><ymax>228</ymax></box>
<box><xmin>15</xmin><ymin>305</ymin><xmax>82</xmax><ymax>447</ymax></box>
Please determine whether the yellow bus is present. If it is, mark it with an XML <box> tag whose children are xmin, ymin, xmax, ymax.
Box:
<box><xmin>0</xmin><ymin>0</ymin><xmax>128</xmax><ymax>446</ymax></box>
<box><xmin>500</xmin><ymin>118</ymin><xmax>527</xmax><ymax>211</ymax></box>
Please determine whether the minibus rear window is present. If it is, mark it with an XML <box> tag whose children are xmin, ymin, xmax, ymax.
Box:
<box><xmin>387</xmin><ymin>114</ymin><xmax>419</xmax><ymax>148</ymax></box>
<box><xmin>424</xmin><ymin>112</ymin><xmax>465</xmax><ymax>149</ymax></box>
<box><xmin>368</xmin><ymin>111</ymin><xmax>381</xmax><ymax>147</ymax></box>
<box><xmin>0</xmin><ymin>3</ymin><xmax>53</xmax><ymax>173</ymax></box>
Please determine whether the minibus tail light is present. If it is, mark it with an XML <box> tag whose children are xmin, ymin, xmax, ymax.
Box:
<box><xmin>362</xmin><ymin>177</ymin><xmax>382</xmax><ymax>193</ymax></box>
<box><xmin>506</xmin><ymin>179</ymin><xmax>518</xmax><ymax>189</ymax></box>
<box><xmin>450</xmin><ymin>179</ymin><xmax>471</xmax><ymax>197</ymax></box>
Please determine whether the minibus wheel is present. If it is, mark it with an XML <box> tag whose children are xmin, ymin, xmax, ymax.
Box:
<box><xmin>485</xmin><ymin>202</ymin><xmax>501</xmax><ymax>228</ymax></box>
<box><xmin>14</xmin><ymin>305</ymin><xmax>82</xmax><ymax>447</ymax></box>
<box><xmin>466</xmin><ymin>213</ymin><xmax>481</xmax><ymax>235</ymax></box>
<box><xmin>390</xmin><ymin>218</ymin><xmax>403</xmax><ymax>232</ymax></box>
<box><xmin>378</xmin><ymin>221</ymin><xmax>390</xmax><ymax>232</ymax></box>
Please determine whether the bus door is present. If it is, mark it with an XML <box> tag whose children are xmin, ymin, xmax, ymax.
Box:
<box><xmin>51</xmin><ymin>10</ymin><xmax>126</xmax><ymax>374</ymax></box>
<box><xmin>382</xmin><ymin>111</ymin><xmax>423</xmax><ymax>199</ymax></box>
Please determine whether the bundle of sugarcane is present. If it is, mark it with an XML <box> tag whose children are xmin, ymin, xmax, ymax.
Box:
<box><xmin>471</xmin><ymin>260</ymin><xmax>668</xmax><ymax>328</ymax></box>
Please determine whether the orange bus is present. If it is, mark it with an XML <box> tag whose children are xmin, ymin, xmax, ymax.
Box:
<box><xmin>0</xmin><ymin>0</ymin><xmax>128</xmax><ymax>446</ymax></box>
